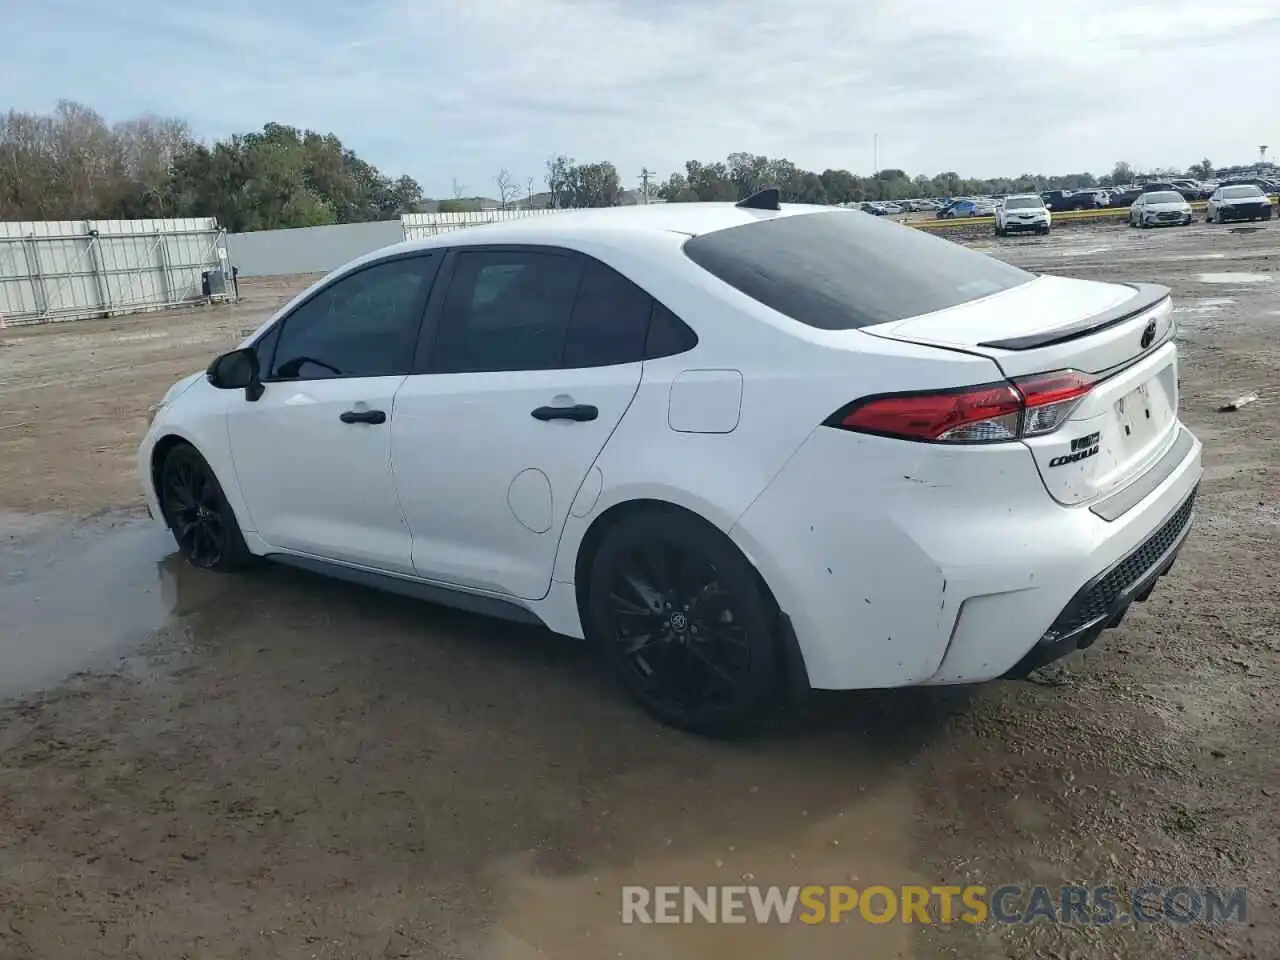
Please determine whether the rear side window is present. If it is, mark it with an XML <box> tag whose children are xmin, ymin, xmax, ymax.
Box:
<box><xmin>562</xmin><ymin>259</ymin><xmax>651</xmax><ymax>367</ymax></box>
<box><xmin>682</xmin><ymin>211</ymin><xmax>1033</xmax><ymax>330</ymax></box>
<box><xmin>431</xmin><ymin>250</ymin><xmax>582</xmax><ymax>373</ymax></box>
<box><xmin>645</xmin><ymin>302</ymin><xmax>698</xmax><ymax>358</ymax></box>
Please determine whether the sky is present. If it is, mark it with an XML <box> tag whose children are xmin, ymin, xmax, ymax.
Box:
<box><xmin>3</xmin><ymin>0</ymin><xmax>1279</xmax><ymax>197</ymax></box>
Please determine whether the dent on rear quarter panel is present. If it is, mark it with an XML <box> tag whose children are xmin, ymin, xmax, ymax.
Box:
<box><xmin>728</xmin><ymin>429</ymin><xmax>963</xmax><ymax>688</ymax></box>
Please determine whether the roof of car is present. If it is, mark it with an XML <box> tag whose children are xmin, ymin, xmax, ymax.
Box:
<box><xmin>385</xmin><ymin>203</ymin><xmax>834</xmax><ymax>260</ymax></box>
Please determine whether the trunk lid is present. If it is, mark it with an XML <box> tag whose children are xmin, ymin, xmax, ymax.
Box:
<box><xmin>863</xmin><ymin>275</ymin><xmax>1180</xmax><ymax>506</ymax></box>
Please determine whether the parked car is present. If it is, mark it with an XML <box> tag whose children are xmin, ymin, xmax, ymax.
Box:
<box><xmin>1206</xmin><ymin>184</ymin><xmax>1273</xmax><ymax>223</ymax></box>
<box><xmin>1128</xmin><ymin>191</ymin><xmax>1193</xmax><ymax>228</ymax></box>
<box><xmin>1073</xmin><ymin>189</ymin><xmax>1111</xmax><ymax>207</ymax></box>
<box><xmin>940</xmin><ymin>199</ymin><xmax>980</xmax><ymax>218</ymax></box>
<box><xmin>137</xmin><ymin>198</ymin><xmax>1202</xmax><ymax>732</ymax></box>
<box><xmin>995</xmin><ymin>194</ymin><xmax>1052</xmax><ymax>236</ymax></box>
<box><xmin>1106</xmin><ymin>186</ymin><xmax>1145</xmax><ymax>208</ymax></box>
<box><xmin>1218</xmin><ymin>177</ymin><xmax>1279</xmax><ymax>196</ymax></box>
<box><xmin>1041</xmin><ymin>190</ymin><xmax>1096</xmax><ymax>212</ymax></box>
<box><xmin>1167</xmin><ymin>180</ymin><xmax>1203</xmax><ymax>202</ymax></box>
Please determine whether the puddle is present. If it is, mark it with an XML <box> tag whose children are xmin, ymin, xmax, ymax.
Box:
<box><xmin>480</xmin><ymin>775</ymin><xmax>923</xmax><ymax>958</ymax></box>
<box><xmin>1196</xmin><ymin>272</ymin><xmax>1274</xmax><ymax>284</ymax></box>
<box><xmin>0</xmin><ymin>512</ymin><xmax>231</xmax><ymax>697</ymax></box>
<box><xmin>1058</xmin><ymin>246</ymin><xmax>1112</xmax><ymax>257</ymax></box>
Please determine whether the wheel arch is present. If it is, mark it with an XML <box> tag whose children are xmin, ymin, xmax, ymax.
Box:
<box><xmin>149</xmin><ymin>431</ymin><xmax>254</xmax><ymax>537</ymax></box>
<box><xmin>569</xmin><ymin>496</ymin><xmax>810</xmax><ymax>693</ymax></box>
<box><xmin>149</xmin><ymin>432</ymin><xmax>196</xmax><ymax>502</ymax></box>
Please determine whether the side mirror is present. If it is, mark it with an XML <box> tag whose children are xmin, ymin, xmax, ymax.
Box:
<box><xmin>207</xmin><ymin>348</ymin><xmax>264</xmax><ymax>401</ymax></box>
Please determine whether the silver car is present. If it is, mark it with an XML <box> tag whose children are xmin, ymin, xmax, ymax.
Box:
<box><xmin>1128</xmin><ymin>190</ymin><xmax>1193</xmax><ymax>228</ymax></box>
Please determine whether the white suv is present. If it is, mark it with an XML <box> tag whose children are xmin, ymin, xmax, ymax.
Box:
<box><xmin>996</xmin><ymin>194</ymin><xmax>1051</xmax><ymax>236</ymax></box>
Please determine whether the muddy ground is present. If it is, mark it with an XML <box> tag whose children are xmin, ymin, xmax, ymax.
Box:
<box><xmin>0</xmin><ymin>222</ymin><xmax>1276</xmax><ymax>959</ymax></box>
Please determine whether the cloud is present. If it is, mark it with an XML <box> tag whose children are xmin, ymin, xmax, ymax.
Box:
<box><xmin>3</xmin><ymin>0</ymin><xmax>1278</xmax><ymax>195</ymax></box>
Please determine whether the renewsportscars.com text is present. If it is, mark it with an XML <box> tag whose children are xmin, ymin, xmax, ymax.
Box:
<box><xmin>621</xmin><ymin>884</ymin><xmax>1248</xmax><ymax>926</ymax></box>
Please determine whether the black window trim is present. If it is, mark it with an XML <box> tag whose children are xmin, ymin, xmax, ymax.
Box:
<box><xmin>410</xmin><ymin>243</ymin><xmax>699</xmax><ymax>376</ymax></box>
<box><xmin>251</xmin><ymin>249</ymin><xmax>442</xmax><ymax>384</ymax></box>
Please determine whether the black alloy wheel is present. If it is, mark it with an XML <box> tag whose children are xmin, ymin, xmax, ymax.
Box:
<box><xmin>159</xmin><ymin>444</ymin><xmax>250</xmax><ymax>572</ymax></box>
<box><xmin>589</xmin><ymin>512</ymin><xmax>780</xmax><ymax>733</ymax></box>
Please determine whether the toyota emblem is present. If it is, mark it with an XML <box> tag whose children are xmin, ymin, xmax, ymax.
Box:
<box><xmin>1140</xmin><ymin>319</ymin><xmax>1157</xmax><ymax>349</ymax></box>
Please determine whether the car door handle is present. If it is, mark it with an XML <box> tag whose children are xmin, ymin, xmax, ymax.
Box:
<box><xmin>339</xmin><ymin>409</ymin><xmax>387</xmax><ymax>425</ymax></box>
<box><xmin>531</xmin><ymin>404</ymin><xmax>598</xmax><ymax>422</ymax></box>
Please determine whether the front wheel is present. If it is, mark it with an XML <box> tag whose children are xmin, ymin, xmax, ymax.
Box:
<box><xmin>587</xmin><ymin>511</ymin><xmax>782</xmax><ymax>734</ymax></box>
<box><xmin>159</xmin><ymin>444</ymin><xmax>252</xmax><ymax>572</ymax></box>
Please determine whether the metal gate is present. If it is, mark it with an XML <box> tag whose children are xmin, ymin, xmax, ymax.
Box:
<box><xmin>0</xmin><ymin>218</ymin><xmax>232</xmax><ymax>327</ymax></box>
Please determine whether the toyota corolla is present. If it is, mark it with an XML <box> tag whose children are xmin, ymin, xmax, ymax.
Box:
<box><xmin>139</xmin><ymin>193</ymin><xmax>1202</xmax><ymax>732</ymax></box>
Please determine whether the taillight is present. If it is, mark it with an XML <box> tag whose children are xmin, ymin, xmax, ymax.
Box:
<box><xmin>827</xmin><ymin>370</ymin><xmax>1095</xmax><ymax>444</ymax></box>
<box><xmin>1013</xmin><ymin>370</ymin><xmax>1095</xmax><ymax>437</ymax></box>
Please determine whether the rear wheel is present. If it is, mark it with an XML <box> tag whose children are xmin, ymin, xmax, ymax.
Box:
<box><xmin>159</xmin><ymin>444</ymin><xmax>251</xmax><ymax>572</ymax></box>
<box><xmin>587</xmin><ymin>510</ymin><xmax>781</xmax><ymax>734</ymax></box>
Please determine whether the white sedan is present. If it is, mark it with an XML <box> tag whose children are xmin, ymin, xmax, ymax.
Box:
<box><xmin>139</xmin><ymin>193</ymin><xmax>1202</xmax><ymax>732</ymax></box>
<box><xmin>1128</xmin><ymin>191</ymin><xmax>1193</xmax><ymax>228</ymax></box>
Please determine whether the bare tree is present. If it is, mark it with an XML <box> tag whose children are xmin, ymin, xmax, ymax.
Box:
<box><xmin>525</xmin><ymin>175</ymin><xmax>535</xmax><ymax>209</ymax></box>
<box><xmin>451</xmin><ymin>176</ymin><xmax>465</xmax><ymax>200</ymax></box>
<box><xmin>494</xmin><ymin>168</ymin><xmax>515</xmax><ymax>211</ymax></box>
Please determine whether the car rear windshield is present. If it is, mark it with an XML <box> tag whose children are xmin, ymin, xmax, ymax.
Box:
<box><xmin>1143</xmin><ymin>191</ymin><xmax>1183</xmax><ymax>203</ymax></box>
<box><xmin>682</xmin><ymin>210</ymin><xmax>1034</xmax><ymax>330</ymax></box>
<box><xmin>1222</xmin><ymin>185</ymin><xmax>1263</xmax><ymax>199</ymax></box>
<box><xmin>1004</xmin><ymin>197</ymin><xmax>1043</xmax><ymax>210</ymax></box>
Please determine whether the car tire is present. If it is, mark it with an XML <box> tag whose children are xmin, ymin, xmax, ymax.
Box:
<box><xmin>1265</xmin><ymin>209</ymin><xmax>1273</xmax><ymax>221</ymax></box>
<box><xmin>158</xmin><ymin>443</ymin><xmax>252</xmax><ymax>573</ymax></box>
<box><xmin>587</xmin><ymin>509</ymin><xmax>782</xmax><ymax>734</ymax></box>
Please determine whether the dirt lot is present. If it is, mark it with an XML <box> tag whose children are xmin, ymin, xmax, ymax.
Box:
<box><xmin>0</xmin><ymin>221</ymin><xmax>1277</xmax><ymax>959</ymax></box>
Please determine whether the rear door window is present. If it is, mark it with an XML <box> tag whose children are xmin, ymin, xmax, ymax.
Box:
<box><xmin>683</xmin><ymin>210</ymin><xmax>1033</xmax><ymax>330</ymax></box>
<box><xmin>430</xmin><ymin>250</ymin><xmax>583</xmax><ymax>373</ymax></box>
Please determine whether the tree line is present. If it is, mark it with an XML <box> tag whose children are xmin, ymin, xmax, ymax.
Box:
<box><xmin>0</xmin><ymin>101</ymin><xmax>1234</xmax><ymax>230</ymax></box>
<box><xmin>0</xmin><ymin>101</ymin><xmax>426</xmax><ymax>230</ymax></box>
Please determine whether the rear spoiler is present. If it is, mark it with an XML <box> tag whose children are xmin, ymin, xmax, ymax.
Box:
<box><xmin>978</xmin><ymin>282</ymin><xmax>1171</xmax><ymax>351</ymax></box>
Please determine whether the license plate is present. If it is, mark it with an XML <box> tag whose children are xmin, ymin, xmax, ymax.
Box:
<box><xmin>1116</xmin><ymin>382</ymin><xmax>1161</xmax><ymax>445</ymax></box>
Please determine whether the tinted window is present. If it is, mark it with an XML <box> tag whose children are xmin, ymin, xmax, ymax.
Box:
<box><xmin>682</xmin><ymin>211</ymin><xmax>1033</xmax><ymax>330</ymax></box>
<box><xmin>269</xmin><ymin>256</ymin><xmax>433</xmax><ymax>380</ymax></box>
<box><xmin>1222</xmin><ymin>185</ymin><xmax>1263</xmax><ymax>199</ymax></box>
<box><xmin>1143</xmin><ymin>191</ymin><xmax>1183</xmax><ymax>203</ymax></box>
<box><xmin>645</xmin><ymin>302</ymin><xmax>699</xmax><ymax>358</ymax></box>
<box><xmin>251</xmin><ymin>322</ymin><xmax>281</xmax><ymax>374</ymax></box>
<box><xmin>432</xmin><ymin>250</ymin><xmax>582</xmax><ymax>373</ymax></box>
<box><xmin>562</xmin><ymin>259</ymin><xmax>651</xmax><ymax>368</ymax></box>
<box><xmin>1004</xmin><ymin>197</ymin><xmax>1043</xmax><ymax>210</ymax></box>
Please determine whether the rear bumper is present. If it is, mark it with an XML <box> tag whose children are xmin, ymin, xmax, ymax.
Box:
<box><xmin>1002</xmin><ymin>485</ymin><xmax>1195</xmax><ymax>677</ymax></box>
<box><xmin>729</xmin><ymin>422</ymin><xmax>1202</xmax><ymax>691</ymax></box>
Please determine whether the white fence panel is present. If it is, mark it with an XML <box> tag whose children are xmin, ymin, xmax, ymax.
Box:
<box><xmin>400</xmin><ymin>208</ymin><xmax>564</xmax><ymax>241</ymax></box>
<box><xmin>0</xmin><ymin>218</ymin><xmax>229</xmax><ymax>327</ymax></box>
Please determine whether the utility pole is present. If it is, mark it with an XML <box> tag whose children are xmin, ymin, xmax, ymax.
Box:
<box><xmin>639</xmin><ymin>168</ymin><xmax>655</xmax><ymax>204</ymax></box>
<box><xmin>873</xmin><ymin>134</ymin><xmax>879</xmax><ymax>176</ymax></box>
